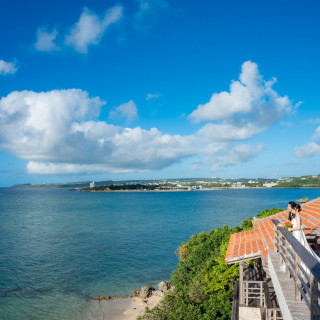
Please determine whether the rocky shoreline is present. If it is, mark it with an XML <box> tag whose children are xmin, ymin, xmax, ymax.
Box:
<box><xmin>98</xmin><ymin>282</ymin><xmax>174</xmax><ymax>320</ymax></box>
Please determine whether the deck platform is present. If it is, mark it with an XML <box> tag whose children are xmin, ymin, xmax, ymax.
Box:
<box><xmin>268</xmin><ymin>250</ymin><xmax>309</xmax><ymax>320</ymax></box>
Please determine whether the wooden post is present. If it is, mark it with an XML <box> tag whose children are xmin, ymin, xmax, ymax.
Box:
<box><xmin>310</xmin><ymin>273</ymin><xmax>319</xmax><ymax>320</ymax></box>
<box><xmin>285</xmin><ymin>239</ymin><xmax>290</xmax><ymax>278</ymax></box>
<box><xmin>260</xmin><ymin>283</ymin><xmax>263</xmax><ymax>306</ymax></box>
<box><xmin>279</xmin><ymin>235</ymin><xmax>284</xmax><ymax>265</ymax></box>
<box><xmin>239</xmin><ymin>261</ymin><xmax>244</xmax><ymax>305</ymax></box>
<box><xmin>274</xmin><ymin>226</ymin><xmax>278</xmax><ymax>252</ymax></box>
<box><xmin>295</xmin><ymin>253</ymin><xmax>302</xmax><ymax>301</ymax></box>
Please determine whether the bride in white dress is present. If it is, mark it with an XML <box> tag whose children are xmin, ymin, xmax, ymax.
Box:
<box><xmin>279</xmin><ymin>203</ymin><xmax>320</xmax><ymax>273</ymax></box>
<box><xmin>287</xmin><ymin>204</ymin><xmax>320</xmax><ymax>262</ymax></box>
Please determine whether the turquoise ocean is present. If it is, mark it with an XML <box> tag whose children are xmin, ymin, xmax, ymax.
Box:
<box><xmin>1</xmin><ymin>187</ymin><xmax>319</xmax><ymax>319</ymax></box>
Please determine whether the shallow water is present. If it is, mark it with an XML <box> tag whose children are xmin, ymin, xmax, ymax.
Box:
<box><xmin>0</xmin><ymin>187</ymin><xmax>319</xmax><ymax>319</ymax></box>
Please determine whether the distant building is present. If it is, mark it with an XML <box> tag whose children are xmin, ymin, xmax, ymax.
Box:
<box><xmin>263</xmin><ymin>182</ymin><xmax>278</xmax><ymax>188</ymax></box>
<box><xmin>232</xmin><ymin>181</ymin><xmax>245</xmax><ymax>188</ymax></box>
<box><xmin>90</xmin><ymin>181</ymin><xmax>95</xmax><ymax>188</ymax></box>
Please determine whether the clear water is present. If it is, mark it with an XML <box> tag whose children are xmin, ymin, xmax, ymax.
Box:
<box><xmin>0</xmin><ymin>187</ymin><xmax>319</xmax><ymax>319</ymax></box>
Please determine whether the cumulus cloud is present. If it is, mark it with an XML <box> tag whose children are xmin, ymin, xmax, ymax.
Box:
<box><xmin>109</xmin><ymin>100</ymin><xmax>138</xmax><ymax>122</ymax></box>
<box><xmin>212</xmin><ymin>143</ymin><xmax>264</xmax><ymax>170</ymax></box>
<box><xmin>65</xmin><ymin>5</ymin><xmax>123</xmax><ymax>53</ymax></box>
<box><xmin>0</xmin><ymin>59</ymin><xmax>18</xmax><ymax>75</ymax></box>
<box><xmin>294</xmin><ymin>142</ymin><xmax>320</xmax><ymax>158</ymax></box>
<box><xmin>190</xmin><ymin>61</ymin><xmax>293</xmax><ymax>123</ymax></box>
<box><xmin>146</xmin><ymin>93</ymin><xmax>161</xmax><ymax>100</ymax></box>
<box><xmin>294</xmin><ymin>126</ymin><xmax>320</xmax><ymax>158</ymax></box>
<box><xmin>188</xmin><ymin>61</ymin><xmax>296</xmax><ymax>162</ymax></box>
<box><xmin>197</xmin><ymin>121</ymin><xmax>261</xmax><ymax>141</ymax></box>
<box><xmin>0</xmin><ymin>89</ymin><xmax>196</xmax><ymax>174</ymax></box>
<box><xmin>0</xmin><ymin>62</ymin><xmax>292</xmax><ymax>175</ymax></box>
<box><xmin>35</xmin><ymin>27</ymin><xmax>59</xmax><ymax>51</ymax></box>
<box><xmin>0</xmin><ymin>89</ymin><xmax>104</xmax><ymax>161</ymax></box>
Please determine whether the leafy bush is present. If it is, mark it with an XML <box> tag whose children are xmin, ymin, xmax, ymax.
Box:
<box><xmin>257</xmin><ymin>208</ymin><xmax>283</xmax><ymax>218</ymax></box>
<box><xmin>138</xmin><ymin>207</ymin><xmax>283</xmax><ymax>320</ymax></box>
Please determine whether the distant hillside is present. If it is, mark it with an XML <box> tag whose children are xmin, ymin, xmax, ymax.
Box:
<box><xmin>274</xmin><ymin>175</ymin><xmax>320</xmax><ymax>188</ymax></box>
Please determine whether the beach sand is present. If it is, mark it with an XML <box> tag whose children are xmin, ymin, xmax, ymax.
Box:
<box><xmin>99</xmin><ymin>291</ymin><xmax>163</xmax><ymax>320</ymax></box>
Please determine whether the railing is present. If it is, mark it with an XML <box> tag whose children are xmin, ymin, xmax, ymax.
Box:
<box><xmin>263</xmin><ymin>281</ymin><xmax>283</xmax><ymax>320</ymax></box>
<box><xmin>239</xmin><ymin>279</ymin><xmax>282</xmax><ymax>319</ymax></box>
<box><xmin>272</xmin><ymin>219</ymin><xmax>320</xmax><ymax>319</ymax></box>
<box><xmin>242</xmin><ymin>280</ymin><xmax>265</xmax><ymax>306</ymax></box>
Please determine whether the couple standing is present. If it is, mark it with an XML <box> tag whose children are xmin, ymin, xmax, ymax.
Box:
<box><xmin>278</xmin><ymin>201</ymin><xmax>320</xmax><ymax>272</ymax></box>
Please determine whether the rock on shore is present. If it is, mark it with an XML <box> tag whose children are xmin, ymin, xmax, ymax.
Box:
<box><xmin>132</xmin><ymin>284</ymin><xmax>155</xmax><ymax>299</ymax></box>
<box><xmin>99</xmin><ymin>282</ymin><xmax>174</xmax><ymax>319</ymax></box>
<box><xmin>158</xmin><ymin>281</ymin><xmax>174</xmax><ymax>293</ymax></box>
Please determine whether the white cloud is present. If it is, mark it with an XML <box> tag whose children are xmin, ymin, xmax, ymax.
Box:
<box><xmin>27</xmin><ymin>162</ymin><xmax>135</xmax><ymax>175</ymax></box>
<box><xmin>65</xmin><ymin>5</ymin><xmax>123</xmax><ymax>53</ymax></box>
<box><xmin>0</xmin><ymin>89</ymin><xmax>196</xmax><ymax>174</ymax></box>
<box><xmin>202</xmin><ymin>143</ymin><xmax>228</xmax><ymax>156</ymax></box>
<box><xmin>146</xmin><ymin>93</ymin><xmax>161</xmax><ymax>100</ymax></box>
<box><xmin>197</xmin><ymin>122</ymin><xmax>261</xmax><ymax>141</ymax></box>
<box><xmin>109</xmin><ymin>100</ymin><xmax>138</xmax><ymax>122</ymax></box>
<box><xmin>294</xmin><ymin>142</ymin><xmax>320</xmax><ymax>158</ymax></box>
<box><xmin>35</xmin><ymin>27</ymin><xmax>59</xmax><ymax>51</ymax></box>
<box><xmin>294</xmin><ymin>126</ymin><xmax>320</xmax><ymax>158</ymax></box>
<box><xmin>0</xmin><ymin>59</ymin><xmax>18</xmax><ymax>75</ymax></box>
<box><xmin>0</xmin><ymin>62</ymin><xmax>293</xmax><ymax>175</ymax></box>
<box><xmin>188</xmin><ymin>60</ymin><xmax>295</xmax><ymax>169</ymax></box>
<box><xmin>0</xmin><ymin>88</ymin><xmax>277</xmax><ymax>175</ymax></box>
<box><xmin>212</xmin><ymin>143</ymin><xmax>264</xmax><ymax>170</ymax></box>
<box><xmin>313</xmin><ymin>126</ymin><xmax>320</xmax><ymax>142</ymax></box>
<box><xmin>190</xmin><ymin>61</ymin><xmax>293</xmax><ymax>123</ymax></box>
<box><xmin>0</xmin><ymin>89</ymin><xmax>104</xmax><ymax>161</ymax></box>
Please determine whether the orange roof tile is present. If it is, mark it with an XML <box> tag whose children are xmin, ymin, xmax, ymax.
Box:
<box><xmin>225</xmin><ymin>197</ymin><xmax>320</xmax><ymax>263</ymax></box>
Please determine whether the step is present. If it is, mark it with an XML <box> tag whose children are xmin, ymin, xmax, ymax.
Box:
<box><xmin>268</xmin><ymin>251</ymin><xmax>310</xmax><ymax>320</ymax></box>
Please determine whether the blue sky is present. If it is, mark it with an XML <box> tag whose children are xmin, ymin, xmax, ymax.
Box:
<box><xmin>1</xmin><ymin>0</ymin><xmax>320</xmax><ymax>186</ymax></box>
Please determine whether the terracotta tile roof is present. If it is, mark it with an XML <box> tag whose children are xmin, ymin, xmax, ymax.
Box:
<box><xmin>225</xmin><ymin>197</ymin><xmax>320</xmax><ymax>264</ymax></box>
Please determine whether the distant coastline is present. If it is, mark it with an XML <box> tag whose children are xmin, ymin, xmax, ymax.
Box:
<box><xmin>11</xmin><ymin>173</ymin><xmax>320</xmax><ymax>191</ymax></box>
<box><xmin>82</xmin><ymin>186</ymin><xmax>320</xmax><ymax>193</ymax></box>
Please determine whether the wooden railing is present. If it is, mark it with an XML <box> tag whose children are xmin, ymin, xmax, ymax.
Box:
<box><xmin>242</xmin><ymin>280</ymin><xmax>265</xmax><ymax>306</ymax></box>
<box><xmin>272</xmin><ymin>219</ymin><xmax>320</xmax><ymax>319</ymax></box>
<box><xmin>263</xmin><ymin>282</ymin><xmax>283</xmax><ymax>320</ymax></box>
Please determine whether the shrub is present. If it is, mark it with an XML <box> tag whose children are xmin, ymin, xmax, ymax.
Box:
<box><xmin>138</xmin><ymin>207</ymin><xmax>283</xmax><ymax>320</ymax></box>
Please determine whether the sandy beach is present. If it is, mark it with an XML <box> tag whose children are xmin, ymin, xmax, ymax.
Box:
<box><xmin>99</xmin><ymin>291</ymin><xmax>163</xmax><ymax>320</ymax></box>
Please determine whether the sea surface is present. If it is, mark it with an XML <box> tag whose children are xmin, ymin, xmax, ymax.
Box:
<box><xmin>0</xmin><ymin>187</ymin><xmax>319</xmax><ymax>319</ymax></box>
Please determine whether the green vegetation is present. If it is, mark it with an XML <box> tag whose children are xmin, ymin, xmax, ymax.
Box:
<box><xmin>240</xmin><ymin>208</ymin><xmax>284</xmax><ymax>231</ymax></box>
<box><xmin>138</xmin><ymin>207</ymin><xmax>283</xmax><ymax>320</ymax></box>
<box><xmin>275</xmin><ymin>175</ymin><xmax>320</xmax><ymax>188</ymax></box>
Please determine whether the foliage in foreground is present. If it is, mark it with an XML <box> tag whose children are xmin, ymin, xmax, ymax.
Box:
<box><xmin>138</xmin><ymin>208</ymin><xmax>283</xmax><ymax>320</ymax></box>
